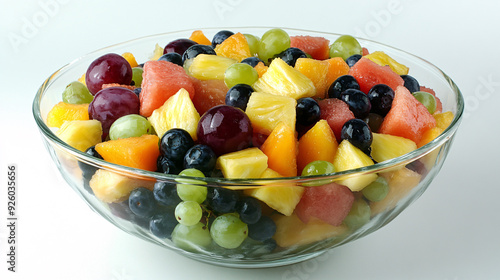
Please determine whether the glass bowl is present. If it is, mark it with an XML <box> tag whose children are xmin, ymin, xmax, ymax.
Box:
<box><xmin>33</xmin><ymin>27</ymin><xmax>464</xmax><ymax>268</ymax></box>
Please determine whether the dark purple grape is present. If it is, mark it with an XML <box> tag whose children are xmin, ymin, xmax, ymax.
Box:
<box><xmin>197</xmin><ymin>105</ymin><xmax>253</xmax><ymax>156</ymax></box>
<box><xmin>212</xmin><ymin>30</ymin><xmax>234</xmax><ymax>48</ymax></box>
<box><xmin>163</xmin><ymin>38</ymin><xmax>197</xmax><ymax>55</ymax></box>
<box><xmin>158</xmin><ymin>52</ymin><xmax>183</xmax><ymax>66</ymax></box>
<box><xmin>367</xmin><ymin>84</ymin><xmax>394</xmax><ymax>116</ymax></box>
<box><xmin>241</xmin><ymin>57</ymin><xmax>264</xmax><ymax>67</ymax></box>
<box><xmin>159</xmin><ymin>128</ymin><xmax>195</xmax><ymax>163</ymax></box>
<box><xmin>88</xmin><ymin>87</ymin><xmax>140</xmax><ymax>139</ymax></box>
<box><xmin>401</xmin><ymin>74</ymin><xmax>420</xmax><ymax>93</ymax></box>
<box><xmin>328</xmin><ymin>75</ymin><xmax>360</xmax><ymax>99</ymax></box>
<box><xmin>182</xmin><ymin>44</ymin><xmax>216</xmax><ymax>64</ymax></box>
<box><xmin>248</xmin><ymin>216</ymin><xmax>276</xmax><ymax>242</ymax></box>
<box><xmin>207</xmin><ymin>187</ymin><xmax>239</xmax><ymax>214</ymax></box>
<box><xmin>225</xmin><ymin>84</ymin><xmax>254</xmax><ymax>111</ymax></box>
<box><xmin>340</xmin><ymin>89</ymin><xmax>371</xmax><ymax>119</ymax></box>
<box><xmin>296</xmin><ymin>97</ymin><xmax>320</xmax><ymax>127</ymax></box>
<box><xmin>85</xmin><ymin>53</ymin><xmax>133</xmax><ymax>95</ymax></box>
<box><xmin>346</xmin><ymin>54</ymin><xmax>362</xmax><ymax>67</ymax></box>
<box><xmin>183</xmin><ymin>144</ymin><xmax>217</xmax><ymax>176</ymax></box>
<box><xmin>277</xmin><ymin>47</ymin><xmax>307</xmax><ymax>67</ymax></box>
<box><xmin>341</xmin><ymin>119</ymin><xmax>373</xmax><ymax>154</ymax></box>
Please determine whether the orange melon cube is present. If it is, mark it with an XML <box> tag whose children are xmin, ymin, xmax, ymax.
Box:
<box><xmin>95</xmin><ymin>134</ymin><xmax>160</xmax><ymax>171</ymax></box>
<box><xmin>254</xmin><ymin>61</ymin><xmax>268</xmax><ymax>78</ymax></box>
<box><xmin>189</xmin><ymin>30</ymin><xmax>212</xmax><ymax>45</ymax></box>
<box><xmin>214</xmin><ymin>32</ymin><xmax>251</xmax><ymax>62</ymax></box>
<box><xmin>46</xmin><ymin>102</ymin><xmax>89</xmax><ymax>128</ymax></box>
<box><xmin>260</xmin><ymin>122</ymin><xmax>298</xmax><ymax>177</ymax></box>
<box><xmin>297</xmin><ymin>120</ymin><xmax>338</xmax><ymax>174</ymax></box>
<box><xmin>325</xmin><ymin>57</ymin><xmax>350</xmax><ymax>90</ymax></box>
<box><xmin>294</xmin><ymin>58</ymin><xmax>330</xmax><ymax>99</ymax></box>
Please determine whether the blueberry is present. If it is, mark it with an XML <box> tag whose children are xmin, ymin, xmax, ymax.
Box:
<box><xmin>225</xmin><ymin>84</ymin><xmax>254</xmax><ymax>111</ymax></box>
<box><xmin>341</xmin><ymin>119</ymin><xmax>373</xmax><ymax>154</ymax></box>
<box><xmin>149</xmin><ymin>210</ymin><xmax>177</xmax><ymax>239</ymax></box>
<box><xmin>277</xmin><ymin>47</ymin><xmax>307</xmax><ymax>67</ymax></box>
<box><xmin>79</xmin><ymin>146</ymin><xmax>103</xmax><ymax>181</ymax></box>
<box><xmin>346</xmin><ymin>54</ymin><xmax>362</xmax><ymax>67</ymax></box>
<box><xmin>340</xmin><ymin>89</ymin><xmax>372</xmax><ymax>119</ymax></box>
<box><xmin>156</xmin><ymin>155</ymin><xmax>183</xmax><ymax>175</ymax></box>
<box><xmin>158</xmin><ymin>52</ymin><xmax>183</xmax><ymax>66</ymax></box>
<box><xmin>296</xmin><ymin>97</ymin><xmax>320</xmax><ymax>127</ymax></box>
<box><xmin>159</xmin><ymin>128</ymin><xmax>195</xmax><ymax>163</ymax></box>
<box><xmin>153</xmin><ymin>181</ymin><xmax>181</xmax><ymax>207</ymax></box>
<box><xmin>241</xmin><ymin>57</ymin><xmax>264</xmax><ymax>67</ymax></box>
<box><xmin>328</xmin><ymin>75</ymin><xmax>360</xmax><ymax>99</ymax></box>
<box><xmin>237</xmin><ymin>196</ymin><xmax>262</xmax><ymax>225</ymax></box>
<box><xmin>207</xmin><ymin>187</ymin><xmax>239</xmax><ymax>214</ymax></box>
<box><xmin>401</xmin><ymin>74</ymin><xmax>420</xmax><ymax>93</ymax></box>
<box><xmin>212</xmin><ymin>30</ymin><xmax>234</xmax><ymax>48</ymax></box>
<box><xmin>183</xmin><ymin>144</ymin><xmax>217</xmax><ymax>176</ymax></box>
<box><xmin>133</xmin><ymin>87</ymin><xmax>141</xmax><ymax>97</ymax></box>
<box><xmin>367</xmin><ymin>84</ymin><xmax>394</xmax><ymax>116</ymax></box>
<box><xmin>128</xmin><ymin>187</ymin><xmax>157</xmax><ymax>218</ymax></box>
<box><xmin>248</xmin><ymin>216</ymin><xmax>277</xmax><ymax>242</ymax></box>
<box><xmin>182</xmin><ymin>44</ymin><xmax>216</xmax><ymax>63</ymax></box>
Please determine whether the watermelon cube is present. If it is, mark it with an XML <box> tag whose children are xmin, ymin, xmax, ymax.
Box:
<box><xmin>318</xmin><ymin>98</ymin><xmax>355</xmax><ymax>142</ymax></box>
<box><xmin>348</xmin><ymin>57</ymin><xmax>404</xmax><ymax>93</ymax></box>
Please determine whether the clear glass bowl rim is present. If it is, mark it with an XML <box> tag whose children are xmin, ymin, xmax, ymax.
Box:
<box><xmin>32</xmin><ymin>27</ymin><xmax>465</xmax><ymax>186</ymax></box>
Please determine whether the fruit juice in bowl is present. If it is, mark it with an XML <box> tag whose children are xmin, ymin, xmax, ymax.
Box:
<box><xmin>33</xmin><ymin>27</ymin><xmax>463</xmax><ymax>267</ymax></box>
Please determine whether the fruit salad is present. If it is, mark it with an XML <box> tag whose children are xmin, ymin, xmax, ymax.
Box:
<box><xmin>45</xmin><ymin>28</ymin><xmax>456</xmax><ymax>258</ymax></box>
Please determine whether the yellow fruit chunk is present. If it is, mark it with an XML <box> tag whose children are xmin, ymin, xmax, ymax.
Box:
<box><xmin>122</xmin><ymin>52</ymin><xmax>138</xmax><ymax>68</ymax></box>
<box><xmin>47</xmin><ymin>102</ymin><xmax>89</xmax><ymax>128</ymax></box>
<box><xmin>325</xmin><ymin>57</ymin><xmax>350</xmax><ymax>88</ymax></box>
<box><xmin>333</xmin><ymin>140</ymin><xmax>377</xmax><ymax>191</ymax></box>
<box><xmin>370</xmin><ymin>167</ymin><xmax>422</xmax><ymax>215</ymax></box>
<box><xmin>56</xmin><ymin>120</ymin><xmax>102</xmax><ymax>152</ymax></box>
<box><xmin>78</xmin><ymin>73</ymin><xmax>86</xmax><ymax>86</ymax></box>
<box><xmin>297</xmin><ymin>119</ymin><xmax>338</xmax><ymax>173</ymax></box>
<box><xmin>89</xmin><ymin>169</ymin><xmax>155</xmax><ymax>203</ymax></box>
<box><xmin>253</xmin><ymin>58</ymin><xmax>316</xmax><ymax>100</ymax></box>
<box><xmin>294</xmin><ymin>58</ymin><xmax>330</xmax><ymax>99</ymax></box>
<box><xmin>148</xmin><ymin>88</ymin><xmax>200</xmax><ymax>140</ymax></box>
<box><xmin>245</xmin><ymin>91</ymin><xmax>296</xmax><ymax>135</ymax></box>
<box><xmin>371</xmin><ymin>133</ymin><xmax>417</xmax><ymax>163</ymax></box>
<box><xmin>272</xmin><ymin>213</ymin><xmax>348</xmax><ymax>247</ymax></box>
<box><xmin>216</xmin><ymin>148</ymin><xmax>268</xmax><ymax>179</ymax></box>
<box><xmin>260</xmin><ymin>122</ymin><xmax>298</xmax><ymax>177</ymax></box>
<box><xmin>364</xmin><ymin>51</ymin><xmax>409</xmax><ymax>75</ymax></box>
<box><xmin>417</xmin><ymin>127</ymin><xmax>443</xmax><ymax>148</ymax></box>
<box><xmin>95</xmin><ymin>134</ymin><xmax>160</xmax><ymax>171</ymax></box>
<box><xmin>214</xmin><ymin>32</ymin><xmax>251</xmax><ymax>62</ymax></box>
<box><xmin>150</xmin><ymin>43</ymin><xmax>164</xmax><ymax>61</ymax></box>
<box><xmin>244</xmin><ymin>168</ymin><xmax>304</xmax><ymax>216</ymax></box>
<box><xmin>189</xmin><ymin>30</ymin><xmax>212</xmax><ymax>45</ymax></box>
<box><xmin>187</xmin><ymin>54</ymin><xmax>237</xmax><ymax>80</ymax></box>
<box><xmin>434</xmin><ymin>111</ymin><xmax>454</xmax><ymax>130</ymax></box>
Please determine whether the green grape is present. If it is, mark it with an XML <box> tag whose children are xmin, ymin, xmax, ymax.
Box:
<box><xmin>329</xmin><ymin>35</ymin><xmax>362</xmax><ymax>61</ymax></box>
<box><xmin>343</xmin><ymin>198</ymin><xmax>371</xmax><ymax>230</ymax></box>
<box><xmin>257</xmin><ymin>28</ymin><xmax>290</xmax><ymax>64</ymax></box>
<box><xmin>176</xmin><ymin>169</ymin><xmax>207</xmax><ymax>204</ymax></box>
<box><xmin>301</xmin><ymin>160</ymin><xmax>336</xmax><ymax>187</ymax></box>
<box><xmin>171</xmin><ymin>222</ymin><xmax>212</xmax><ymax>252</ymax></box>
<box><xmin>412</xmin><ymin>91</ymin><xmax>437</xmax><ymax>114</ymax></box>
<box><xmin>131</xmin><ymin>67</ymin><xmax>143</xmax><ymax>87</ymax></box>
<box><xmin>243</xmin><ymin>33</ymin><xmax>260</xmax><ymax>56</ymax></box>
<box><xmin>362</xmin><ymin>176</ymin><xmax>389</xmax><ymax>202</ymax></box>
<box><xmin>224</xmin><ymin>63</ymin><xmax>259</xmax><ymax>88</ymax></box>
<box><xmin>62</xmin><ymin>81</ymin><xmax>93</xmax><ymax>104</ymax></box>
<box><xmin>108</xmin><ymin>114</ymin><xmax>154</xmax><ymax>140</ymax></box>
<box><xmin>210</xmin><ymin>213</ymin><xmax>248</xmax><ymax>249</ymax></box>
<box><xmin>175</xmin><ymin>201</ymin><xmax>203</xmax><ymax>226</ymax></box>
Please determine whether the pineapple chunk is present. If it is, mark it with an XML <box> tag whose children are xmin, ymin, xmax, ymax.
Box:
<box><xmin>56</xmin><ymin>119</ymin><xmax>102</xmax><ymax>152</ymax></box>
<box><xmin>253</xmin><ymin>58</ymin><xmax>316</xmax><ymax>100</ymax></box>
<box><xmin>333</xmin><ymin>140</ymin><xmax>377</xmax><ymax>191</ymax></box>
<box><xmin>216</xmin><ymin>148</ymin><xmax>268</xmax><ymax>179</ymax></box>
<box><xmin>89</xmin><ymin>169</ymin><xmax>154</xmax><ymax>203</ymax></box>
<box><xmin>371</xmin><ymin>133</ymin><xmax>417</xmax><ymax>163</ymax></box>
<box><xmin>187</xmin><ymin>54</ymin><xmax>237</xmax><ymax>80</ymax></box>
<box><xmin>148</xmin><ymin>88</ymin><xmax>200</xmax><ymax>140</ymax></box>
<box><xmin>149</xmin><ymin>43</ymin><xmax>163</xmax><ymax>61</ymax></box>
<box><xmin>364</xmin><ymin>51</ymin><xmax>409</xmax><ymax>75</ymax></box>
<box><xmin>245</xmin><ymin>91</ymin><xmax>296</xmax><ymax>135</ymax></box>
<box><xmin>434</xmin><ymin>111</ymin><xmax>454</xmax><ymax>130</ymax></box>
<box><xmin>47</xmin><ymin>102</ymin><xmax>89</xmax><ymax>128</ymax></box>
<box><xmin>244</xmin><ymin>168</ymin><xmax>304</xmax><ymax>216</ymax></box>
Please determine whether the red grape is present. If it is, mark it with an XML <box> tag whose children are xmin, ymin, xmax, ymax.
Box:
<box><xmin>163</xmin><ymin>38</ymin><xmax>197</xmax><ymax>55</ymax></box>
<box><xmin>85</xmin><ymin>53</ymin><xmax>133</xmax><ymax>95</ymax></box>
<box><xmin>197</xmin><ymin>105</ymin><xmax>252</xmax><ymax>156</ymax></box>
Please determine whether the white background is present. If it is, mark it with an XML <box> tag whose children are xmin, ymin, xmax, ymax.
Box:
<box><xmin>1</xmin><ymin>0</ymin><xmax>499</xmax><ymax>279</ymax></box>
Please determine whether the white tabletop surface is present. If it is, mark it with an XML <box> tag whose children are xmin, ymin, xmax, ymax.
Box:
<box><xmin>1</xmin><ymin>0</ymin><xmax>499</xmax><ymax>279</ymax></box>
